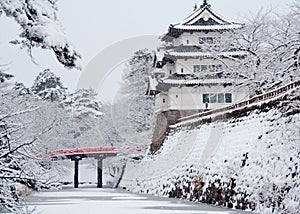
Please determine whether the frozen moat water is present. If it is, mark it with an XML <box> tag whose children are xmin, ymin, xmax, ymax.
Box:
<box><xmin>28</xmin><ymin>185</ymin><xmax>254</xmax><ymax>214</ymax></box>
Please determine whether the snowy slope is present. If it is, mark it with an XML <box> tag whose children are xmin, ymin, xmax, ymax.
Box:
<box><xmin>120</xmin><ymin>93</ymin><xmax>300</xmax><ymax>213</ymax></box>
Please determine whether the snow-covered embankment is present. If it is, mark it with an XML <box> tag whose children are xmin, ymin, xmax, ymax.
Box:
<box><xmin>120</xmin><ymin>91</ymin><xmax>300</xmax><ymax>213</ymax></box>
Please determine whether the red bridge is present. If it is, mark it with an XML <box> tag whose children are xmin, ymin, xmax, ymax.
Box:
<box><xmin>48</xmin><ymin>147</ymin><xmax>118</xmax><ymax>189</ymax></box>
<box><xmin>47</xmin><ymin>147</ymin><xmax>117</xmax><ymax>159</ymax></box>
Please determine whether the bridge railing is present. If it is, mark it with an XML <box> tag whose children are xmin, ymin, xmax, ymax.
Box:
<box><xmin>46</xmin><ymin>147</ymin><xmax>117</xmax><ymax>158</ymax></box>
<box><xmin>178</xmin><ymin>80</ymin><xmax>300</xmax><ymax>124</ymax></box>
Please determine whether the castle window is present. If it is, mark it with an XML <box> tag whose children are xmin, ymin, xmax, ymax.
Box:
<box><xmin>215</xmin><ymin>64</ymin><xmax>223</xmax><ymax>71</ymax></box>
<box><xmin>203</xmin><ymin>94</ymin><xmax>209</xmax><ymax>103</ymax></box>
<box><xmin>163</xmin><ymin>98</ymin><xmax>166</xmax><ymax>103</ymax></box>
<box><xmin>201</xmin><ymin>65</ymin><xmax>208</xmax><ymax>71</ymax></box>
<box><xmin>194</xmin><ymin>65</ymin><xmax>200</xmax><ymax>72</ymax></box>
<box><xmin>176</xmin><ymin>95</ymin><xmax>179</xmax><ymax>98</ymax></box>
<box><xmin>181</xmin><ymin>68</ymin><xmax>184</xmax><ymax>73</ymax></box>
<box><xmin>200</xmin><ymin>64</ymin><xmax>222</xmax><ymax>72</ymax></box>
<box><xmin>199</xmin><ymin>37</ymin><xmax>214</xmax><ymax>44</ymax></box>
<box><xmin>203</xmin><ymin>93</ymin><xmax>229</xmax><ymax>103</ymax></box>
<box><xmin>210</xmin><ymin>94</ymin><xmax>217</xmax><ymax>103</ymax></box>
<box><xmin>218</xmin><ymin>93</ymin><xmax>225</xmax><ymax>103</ymax></box>
<box><xmin>187</xmin><ymin>40</ymin><xmax>189</xmax><ymax>45</ymax></box>
<box><xmin>199</xmin><ymin>37</ymin><xmax>221</xmax><ymax>45</ymax></box>
<box><xmin>169</xmin><ymin>70</ymin><xmax>172</xmax><ymax>74</ymax></box>
<box><xmin>225</xmin><ymin>93</ymin><xmax>232</xmax><ymax>103</ymax></box>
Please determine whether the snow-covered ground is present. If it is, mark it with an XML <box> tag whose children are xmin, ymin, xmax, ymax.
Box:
<box><xmin>120</xmin><ymin>97</ymin><xmax>300</xmax><ymax>213</ymax></box>
<box><xmin>27</xmin><ymin>186</ymin><xmax>252</xmax><ymax>214</ymax></box>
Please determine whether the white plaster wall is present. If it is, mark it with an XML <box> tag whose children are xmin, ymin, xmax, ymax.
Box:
<box><xmin>163</xmin><ymin>64</ymin><xmax>176</xmax><ymax>77</ymax></box>
<box><xmin>155</xmin><ymin>93</ymin><xmax>169</xmax><ymax>112</ymax></box>
<box><xmin>155</xmin><ymin>85</ymin><xmax>249</xmax><ymax>112</ymax></box>
<box><xmin>174</xmin><ymin>58</ymin><xmax>236</xmax><ymax>74</ymax></box>
<box><xmin>173</xmin><ymin>31</ymin><xmax>230</xmax><ymax>47</ymax></box>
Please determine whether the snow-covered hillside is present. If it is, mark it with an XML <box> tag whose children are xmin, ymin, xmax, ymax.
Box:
<box><xmin>120</xmin><ymin>90</ymin><xmax>300</xmax><ymax>213</ymax></box>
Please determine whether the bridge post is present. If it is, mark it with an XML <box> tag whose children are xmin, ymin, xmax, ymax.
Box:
<box><xmin>74</xmin><ymin>159</ymin><xmax>79</xmax><ymax>188</ymax></box>
<box><xmin>97</xmin><ymin>158</ymin><xmax>103</xmax><ymax>188</ymax></box>
<box><xmin>72</xmin><ymin>157</ymin><xmax>82</xmax><ymax>188</ymax></box>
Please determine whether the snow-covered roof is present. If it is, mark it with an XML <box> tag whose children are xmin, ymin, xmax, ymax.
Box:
<box><xmin>174</xmin><ymin>2</ymin><xmax>243</xmax><ymax>31</ymax></box>
<box><xmin>165</xmin><ymin>50</ymin><xmax>247</xmax><ymax>58</ymax></box>
<box><xmin>154</xmin><ymin>75</ymin><xmax>235</xmax><ymax>91</ymax></box>
<box><xmin>173</xmin><ymin>24</ymin><xmax>243</xmax><ymax>31</ymax></box>
<box><xmin>162</xmin><ymin>2</ymin><xmax>243</xmax><ymax>42</ymax></box>
<box><xmin>162</xmin><ymin>78</ymin><xmax>234</xmax><ymax>85</ymax></box>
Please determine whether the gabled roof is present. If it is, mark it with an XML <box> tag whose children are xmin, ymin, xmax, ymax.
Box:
<box><xmin>162</xmin><ymin>1</ymin><xmax>243</xmax><ymax>41</ymax></box>
<box><xmin>174</xmin><ymin>1</ymin><xmax>243</xmax><ymax>30</ymax></box>
<box><xmin>174</xmin><ymin>1</ymin><xmax>243</xmax><ymax>31</ymax></box>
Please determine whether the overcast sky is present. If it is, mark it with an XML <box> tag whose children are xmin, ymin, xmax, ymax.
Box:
<box><xmin>0</xmin><ymin>0</ymin><xmax>294</xmax><ymax>101</ymax></box>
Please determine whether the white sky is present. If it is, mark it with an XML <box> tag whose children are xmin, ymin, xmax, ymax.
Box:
<box><xmin>0</xmin><ymin>0</ymin><xmax>294</xmax><ymax>101</ymax></box>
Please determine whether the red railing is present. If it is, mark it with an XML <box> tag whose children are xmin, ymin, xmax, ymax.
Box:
<box><xmin>46</xmin><ymin>147</ymin><xmax>117</xmax><ymax>158</ymax></box>
<box><xmin>46</xmin><ymin>146</ymin><xmax>145</xmax><ymax>159</ymax></box>
<box><xmin>178</xmin><ymin>80</ymin><xmax>300</xmax><ymax>123</ymax></box>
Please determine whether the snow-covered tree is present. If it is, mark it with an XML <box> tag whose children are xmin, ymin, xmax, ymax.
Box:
<box><xmin>0</xmin><ymin>1</ymin><xmax>81</xmax><ymax>212</ymax></box>
<box><xmin>98</xmin><ymin>103</ymin><xmax>125</xmax><ymax>147</ymax></box>
<box><xmin>31</xmin><ymin>69</ymin><xmax>67</xmax><ymax>102</ymax></box>
<box><xmin>0</xmin><ymin>71</ymin><xmax>13</xmax><ymax>83</ymax></box>
<box><xmin>65</xmin><ymin>89</ymin><xmax>103</xmax><ymax>148</ymax></box>
<box><xmin>122</xmin><ymin>49</ymin><xmax>153</xmax><ymax>94</ymax></box>
<box><xmin>0</xmin><ymin>82</ymin><xmax>78</xmax><ymax>213</ymax></box>
<box><xmin>14</xmin><ymin>82</ymin><xmax>31</xmax><ymax>96</ymax></box>
<box><xmin>231</xmin><ymin>2</ymin><xmax>300</xmax><ymax>94</ymax></box>
<box><xmin>120</xmin><ymin>49</ymin><xmax>155</xmax><ymax>134</ymax></box>
<box><xmin>107</xmin><ymin>49</ymin><xmax>155</xmax><ymax>152</ymax></box>
<box><xmin>0</xmin><ymin>0</ymin><xmax>80</xmax><ymax>68</ymax></box>
<box><xmin>0</xmin><ymin>88</ymin><xmax>57</xmax><ymax>213</ymax></box>
<box><xmin>0</xmin><ymin>65</ymin><xmax>13</xmax><ymax>83</ymax></box>
<box><xmin>65</xmin><ymin>88</ymin><xmax>102</xmax><ymax>118</ymax></box>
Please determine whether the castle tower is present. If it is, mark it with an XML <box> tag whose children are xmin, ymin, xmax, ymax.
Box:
<box><xmin>149</xmin><ymin>0</ymin><xmax>249</xmax><ymax>115</ymax></box>
<box><xmin>149</xmin><ymin>1</ymin><xmax>249</xmax><ymax>153</ymax></box>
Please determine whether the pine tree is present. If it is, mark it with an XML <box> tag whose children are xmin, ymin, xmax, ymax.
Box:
<box><xmin>0</xmin><ymin>0</ymin><xmax>80</xmax><ymax>68</ymax></box>
<box><xmin>65</xmin><ymin>88</ymin><xmax>102</xmax><ymax>118</ymax></box>
<box><xmin>121</xmin><ymin>49</ymin><xmax>155</xmax><ymax>133</ymax></box>
<box><xmin>13</xmin><ymin>82</ymin><xmax>31</xmax><ymax>96</ymax></box>
<box><xmin>65</xmin><ymin>89</ymin><xmax>103</xmax><ymax>148</ymax></box>
<box><xmin>107</xmin><ymin>49</ymin><xmax>155</xmax><ymax>152</ymax></box>
<box><xmin>31</xmin><ymin>69</ymin><xmax>67</xmax><ymax>102</ymax></box>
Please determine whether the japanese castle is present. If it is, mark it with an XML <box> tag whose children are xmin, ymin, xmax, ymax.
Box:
<box><xmin>148</xmin><ymin>0</ymin><xmax>249</xmax><ymax>121</ymax></box>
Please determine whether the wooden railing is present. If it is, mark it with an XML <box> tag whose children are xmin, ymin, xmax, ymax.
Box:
<box><xmin>178</xmin><ymin>80</ymin><xmax>300</xmax><ymax>124</ymax></box>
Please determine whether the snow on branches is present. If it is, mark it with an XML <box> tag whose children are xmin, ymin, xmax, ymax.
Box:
<box><xmin>65</xmin><ymin>88</ymin><xmax>102</xmax><ymax>118</ymax></box>
<box><xmin>121</xmin><ymin>49</ymin><xmax>155</xmax><ymax>133</ymax></box>
<box><xmin>64</xmin><ymin>89</ymin><xmax>104</xmax><ymax>148</ymax></box>
<box><xmin>31</xmin><ymin>69</ymin><xmax>67</xmax><ymax>102</ymax></box>
<box><xmin>0</xmin><ymin>0</ymin><xmax>81</xmax><ymax>68</ymax></box>
<box><xmin>232</xmin><ymin>3</ymin><xmax>300</xmax><ymax>94</ymax></box>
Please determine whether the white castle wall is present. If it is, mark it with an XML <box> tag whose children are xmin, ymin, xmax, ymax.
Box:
<box><xmin>173</xmin><ymin>32</ymin><xmax>230</xmax><ymax>47</ymax></box>
<box><xmin>154</xmin><ymin>85</ymin><xmax>249</xmax><ymax>112</ymax></box>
